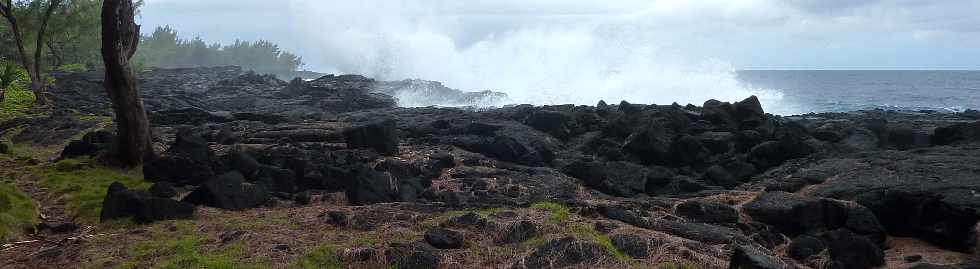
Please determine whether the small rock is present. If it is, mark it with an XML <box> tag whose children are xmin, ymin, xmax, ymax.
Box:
<box><xmin>499</xmin><ymin>221</ymin><xmax>538</xmax><ymax>244</ymax></box>
<box><xmin>385</xmin><ymin>242</ymin><xmax>442</xmax><ymax>269</ymax></box>
<box><xmin>273</xmin><ymin>244</ymin><xmax>291</xmax><ymax>251</ymax></box>
<box><xmin>442</xmin><ymin>212</ymin><xmax>491</xmax><ymax>230</ymax></box>
<box><xmin>787</xmin><ymin>235</ymin><xmax>827</xmax><ymax>261</ymax></box>
<box><xmin>905</xmin><ymin>255</ymin><xmax>923</xmax><ymax>263</ymax></box>
<box><xmin>424</xmin><ymin>228</ymin><xmax>464</xmax><ymax>249</ymax></box>
<box><xmin>728</xmin><ymin>245</ymin><xmax>784</xmax><ymax>269</ymax></box>
<box><xmin>219</xmin><ymin>230</ymin><xmax>247</xmax><ymax>244</ymax></box>
<box><xmin>324</xmin><ymin>211</ymin><xmax>349</xmax><ymax>226</ymax></box>
<box><xmin>611</xmin><ymin>234</ymin><xmax>650</xmax><ymax>258</ymax></box>
<box><xmin>593</xmin><ymin>221</ymin><xmax>620</xmax><ymax>234</ymax></box>
<box><xmin>294</xmin><ymin>191</ymin><xmax>312</xmax><ymax>205</ymax></box>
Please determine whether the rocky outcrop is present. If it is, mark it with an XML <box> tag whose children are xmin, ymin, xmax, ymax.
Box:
<box><xmin>100</xmin><ymin>182</ymin><xmax>195</xmax><ymax>223</ymax></box>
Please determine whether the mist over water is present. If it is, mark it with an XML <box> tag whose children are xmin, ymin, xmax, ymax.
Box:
<box><xmin>289</xmin><ymin>1</ymin><xmax>791</xmax><ymax>114</ymax></box>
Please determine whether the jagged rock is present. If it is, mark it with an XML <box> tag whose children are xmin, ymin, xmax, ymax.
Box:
<box><xmin>443</xmin><ymin>212</ymin><xmax>493</xmax><ymax>230</ymax></box>
<box><xmin>675</xmin><ymin>200</ymin><xmax>739</xmax><ymax>224</ymax></box>
<box><xmin>148</xmin><ymin>182</ymin><xmax>178</xmax><ymax>198</ymax></box>
<box><xmin>182</xmin><ymin>172</ymin><xmax>271</xmax><ymax>210</ymax></box>
<box><xmin>100</xmin><ymin>182</ymin><xmax>195</xmax><ymax>223</ymax></box>
<box><xmin>60</xmin><ymin>129</ymin><xmax>115</xmax><ymax>159</ymax></box>
<box><xmin>823</xmin><ymin>229</ymin><xmax>885</xmax><ymax>269</ymax></box>
<box><xmin>343</xmin><ymin>119</ymin><xmax>399</xmax><ymax>155</ymax></box>
<box><xmin>144</xmin><ymin>129</ymin><xmax>217</xmax><ymax>185</ymax></box>
<box><xmin>933</xmin><ymin>121</ymin><xmax>980</xmax><ymax>145</ymax></box>
<box><xmin>787</xmin><ymin>235</ymin><xmax>827</xmax><ymax>261</ymax></box>
<box><xmin>803</xmin><ymin>148</ymin><xmax>980</xmax><ymax>251</ymax></box>
<box><xmin>424</xmin><ymin>228</ymin><xmax>464</xmax><ymax>249</ymax></box>
<box><xmin>385</xmin><ymin>242</ymin><xmax>442</xmax><ymax>269</ymax></box>
<box><xmin>515</xmin><ymin>237</ymin><xmax>608</xmax><ymax>269</ymax></box>
<box><xmin>525</xmin><ymin>110</ymin><xmax>577</xmax><ymax>139</ymax></box>
<box><xmin>499</xmin><ymin>221</ymin><xmax>539</xmax><ymax>244</ymax></box>
<box><xmin>728</xmin><ymin>245</ymin><xmax>785</xmax><ymax>269</ymax></box>
<box><xmin>611</xmin><ymin>234</ymin><xmax>650</xmax><ymax>258</ymax></box>
<box><xmin>564</xmin><ymin>161</ymin><xmax>649</xmax><ymax>197</ymax></box>
<box><xmin>743</xmin><ymin>191</ymin><xmax>885</xmax><ymax>242</ymax></box>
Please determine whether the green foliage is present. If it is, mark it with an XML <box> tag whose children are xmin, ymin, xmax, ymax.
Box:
<box><xmin>0</xmin><ymin>183</ymin><xmax>38</xmax><ymax>243</ymax></box>
<box><xmin>55</xmin><ymin>63</ymin><xmax>88</xmax><ymax>73</ymax></box>
<box><xmin>37</xmin><ymin>159</ymin><xmax>150</xmax><ymax>223</ymax></box>
<box><xmin>568</xmin><ymin>223</ymin><xmax>629</xmax><ymax>262</ymax></box>
<box><xmin>0</xmin><ymin>61</ymin><xmax>34</xmax><ymax>121</ymax></box>
<box><xmin>531</xmin><ymin>202</ymin><xmax>571</xmax><ymax>223</ymax></box>
<box><xmin>292</xmin><ymin>244</ymin><xmax>344</xmax><ymax>269</ymax></box>
<box><xmin>135</xmin><ymin>26</ymin><xmax>305</xmax><ymax>75</ymax></box>
<box><xmin>117</xmin><ymin>220</ymin><xmax>270</xmax><ymax>269</ymax></box>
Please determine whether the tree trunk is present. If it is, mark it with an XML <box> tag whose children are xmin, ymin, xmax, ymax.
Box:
<box><xmin>102</xmin><ymin>0</ymin><xmax>151</xmax><ymax>167</ymax></box>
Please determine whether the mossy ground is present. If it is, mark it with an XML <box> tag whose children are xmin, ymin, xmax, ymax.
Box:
<box><xmin>0</xmin><ymin>182</ymin><xmax>38</xmax><ymax>242</ymax></box>
<box><xmin>37</xmin><ymin>158</ymin><xmax>150</xmax><ymax>223</ymax></box>
<box><xmin>0</xmin><ymin>84</ymin><xmax>35</xmax><ymax>122</ymax></box>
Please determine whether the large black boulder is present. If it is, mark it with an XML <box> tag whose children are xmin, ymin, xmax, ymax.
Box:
<box><xmin>100</xmin><ymin>182</ymin><xmax>195</xmax><ymax>223</ymax></box>
<box><xmin>181</xmin><ymin>171</ymin><xmax>271</xmax><ymax>210</ymax></box>
<box><xmin>728</xmin><ymin>245</ymin><xmax>785</xmax><ymax>269</ymax></box>
<box><xmin>823</xmin><ymin>229</ymin><xmax>885</xmax><ymax>269</ymax></box>
<box><xmin>345</xmin><ymin>161</ymin><xmax>430</xmax><ymax>205</ymax></box>
<box><xmin>787</xmin><ymin>235</ymin><xmax>827</xmax><ymax>261</ymax></box>
<box><xmin>743</xmin><ymin>191</ymin><xmax>885</xmax><ymax>242</ymax></box>
<box><xmin>144</xmin><ymin>129</ymin><xmax>217</xmax><ymax>185</ymax></box>
<box><xmin>59</xmin><ymin>129</ymin><xmax>115</xmax><ymax>159</ymax></box>
<box><xmin>385</xmin><ymin>242</ymin><xmax>442</xmax><ymax>269</ymax></box>
<box><xmin>424</xmin><ymin>227</ymin><xmax>464</xmax><ymax>249</ymax></box>
<box><xmin>610</xmin><ymin>234</ymin><xmax>650</xmax><ymax>258</ymax></box>
<box><xmin>564</xmin><ymin>161</ymin><xmax>649</xmax><ymax>197</ymax></box>
<box><xmin>675</xmin><ymin>200</ymin><xmax>739</xmax><ymax>224</ymax></box>
<box><xmin>343</xmin><ymin>119</ymin><xmax>399</xmax><ymax>156</ymax></box>
<box><xmin>932</xmin><ymin>121</ymin><xmax>980</xmax><ymax>145</ymax></box>
<box><xmin>525</xmin><ymin>110</ymin><xmax>577</xmax><ymax>139</ymax></box>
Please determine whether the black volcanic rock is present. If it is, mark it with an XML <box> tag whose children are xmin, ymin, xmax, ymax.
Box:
<box><xmin>100</xmin><ymin>182</ymin><xmax>195</xmax><ymax>223</ymax></box>
<box><xmin>343</xmin><ymin>119</ymin><xmax>399</xmax><ymax>156</ymax></box>
<box><xmin>182</xmin><ymin>171</ymin><xmax>271</xmax><ymax>210</ymax></box>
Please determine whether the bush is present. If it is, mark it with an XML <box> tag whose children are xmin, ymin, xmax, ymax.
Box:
<box><xmin>0</xmin><ymin>183</ymin><xmax>38</xmax><ymax>242</ymax></box>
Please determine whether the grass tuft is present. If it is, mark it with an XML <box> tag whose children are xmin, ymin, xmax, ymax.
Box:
<box><xmin>293</xmin><ymin>244</ymin><xmax>344</xmax><ymax>269</ymax></box>
<box><xmin>112</xmin><ymin>220</ymin><xmax>270</xmax><ymax>269</ymax></box>
<box><xmin>530</xmin><ymin>202</ymin><xmax>571</xmax><ymax>223</ymax></box>
<box><xmin>0</xmin><ymin>182</ymin><xmax>38</xmax><ymax>242</ymax></box>
<box><xmin>37</xmin><ymin>158</ymin><xmax>150</xmax><ymax>223</ymax></box>
<box><xmin>568</xmin><ymin>223</ymin><xmax>629</xmax><ymax>262</ymax></box>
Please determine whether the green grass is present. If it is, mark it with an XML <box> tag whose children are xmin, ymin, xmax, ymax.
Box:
<box><xmin>530</xmin><ymin>202</ymin><xmax>571</xmax><ymax>223</ymax></box>
<box><xmin>292</xmin><ymin>244</ymin><xmax>344</xmax><ymax>269</ymax></box>
<box><xmin>0</xmin><ymin>182</ymin><xmax>38</xmax><ymax>242</ymax></box>
<box><xmin>115</xmin><ymin>220</ymin><xmax>270</xmax><ymax>269</ymax></box>
<box><xmin>38</xmin><ymin>158</ymin><xmax>150</xmax><ymax>223</ymax></box>
<box><xmin>568</xmin><ymin>223</ymin><xmax>629</xmax><ymax>262</ymax></box>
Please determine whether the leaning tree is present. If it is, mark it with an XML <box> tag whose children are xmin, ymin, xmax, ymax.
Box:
<box><xmin>102</xmin><ymin>0</ymin><xmax>151</xmax><ymax>167</ymax></box>
<box><xmin>0</xmin><ymin>0</ymin><xmax>64</xmax><ymax>105</ymax></box>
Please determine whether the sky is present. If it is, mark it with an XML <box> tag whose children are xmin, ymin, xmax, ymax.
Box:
<box><xmin>139</xmin><ymin>0</ymin><xmax>980</xmax><ymax>72</ymax></box>
<box><xmin>137</xmin><ymin>0</ymin><xmax>980</xmax><ymax>112</ymax></box>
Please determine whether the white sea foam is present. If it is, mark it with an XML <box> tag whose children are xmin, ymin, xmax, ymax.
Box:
<box><xmin>288</xmin><ymin>0</ymin><xmax>792</xmax><ymax>114</ymax></box>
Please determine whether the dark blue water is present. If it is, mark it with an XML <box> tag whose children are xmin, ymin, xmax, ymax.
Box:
<box><xmin>736</xmin><ymin>70</ymin><xmax>980</xmax><ymax>115</ymax></box>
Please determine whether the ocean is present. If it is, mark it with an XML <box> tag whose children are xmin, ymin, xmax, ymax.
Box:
<box><xmin>736</xmin><ymin>70</ymin><xmax>980</xmax><ymax>116</ymax></box>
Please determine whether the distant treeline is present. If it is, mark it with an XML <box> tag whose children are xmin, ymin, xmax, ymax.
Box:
<box><xmin>135</xmin><ymin>26</ymin><xmax>305</xmax><ymax>75</ymax></box>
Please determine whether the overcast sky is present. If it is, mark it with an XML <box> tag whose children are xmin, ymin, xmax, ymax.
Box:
<box><xmin>140</xmin><ymin>0</ymin><xmax>980</xmax><ymax>72</ymax></box>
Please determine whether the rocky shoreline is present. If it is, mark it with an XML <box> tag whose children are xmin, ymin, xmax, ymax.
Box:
<box><xmin>2</xmin><ymin>67</ymin><xmax>980</xmax><ymax>268</ymax></box>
